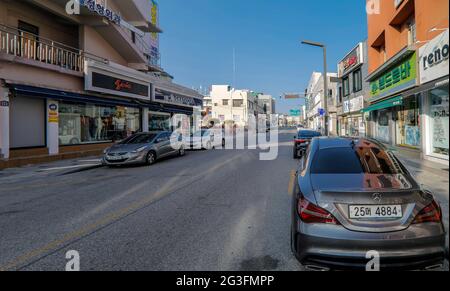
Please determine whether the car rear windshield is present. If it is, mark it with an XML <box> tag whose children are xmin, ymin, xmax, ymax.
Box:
<box><xmin>121</xmin><ymin>134</ymin><xmax>157</xmax><ymax>144</ymax></box>
<box><xmin>298</xmin><ymin>131</ymin><xmax>321</xmax><ymax>138</ymax></box>
<box><xmin>310</xmin><ymin>147</ymin><xmax>404</xmax><ymax>174</ymax></box>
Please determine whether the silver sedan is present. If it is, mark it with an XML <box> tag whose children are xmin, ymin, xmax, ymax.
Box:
<box><xmin>102</xmin><ymin>131</ymin><xmax>185</xmax><ymax>166</ymax></box>
<box><xmin>291</xmin><ymin>137</ymin><xmax>446</xmax><ymax>271</ymax></box>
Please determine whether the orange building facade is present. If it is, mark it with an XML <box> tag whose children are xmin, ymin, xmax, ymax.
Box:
<box><xmin>365</xmin><ymin>0</ymin><xmax>449</xmax><ymax>165</ymax></box>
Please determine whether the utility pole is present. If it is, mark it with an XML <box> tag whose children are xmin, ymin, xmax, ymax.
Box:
<box><xmin>301</xmin><ymin>40</ymin><xmax>329</xmax><ymax>136</ymax></box>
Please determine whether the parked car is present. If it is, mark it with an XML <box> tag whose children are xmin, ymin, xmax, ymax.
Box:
<box><xmin>293</xmin><ymin>130</ymin><xmax>321</xmax><ymax>159</ymax></box>
<box><xmin>188</xmin><ymin>129</ymin><xmax>222</xmax><ymax>150</ymax></box>
<box><xmin>290</xmin><ymin>137</ymin><xmax>446</xmax><ymax>271</ymax></box>
<box><xmin>102</xmin><ymin>131</ymin><xmax>185</xmax><ymax>166</ymax></box>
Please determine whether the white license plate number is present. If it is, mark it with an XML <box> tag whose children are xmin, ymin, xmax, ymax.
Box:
<box><xmin>349</xmin><ymin>205</ymin><xmax>402</xmax><ymax>219</ymax></box>
<box><xmin>107</xmin><ymin>155</ymin><xmax>123</xmax><ymax>161</ymax></box>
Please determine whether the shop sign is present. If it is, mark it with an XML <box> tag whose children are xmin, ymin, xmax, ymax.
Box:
<box><xmin>343</xmin><ymin>96</ymin><xmax>365</xmax><ymax>113</ymax></box>
<box><xmin>90</xmin><ymin>72</ymin><xmax>149</xmax><ymax>99</ymax></box>
<box><xmin>0</xmin><ymin>100</ymin><xmax>9</xmax><ymax>107</ymax></box>
<box><xmin>48</xmin><ymin>103</ymin><xmax>59</xmax><ymax>123</ymax></box>
<box><xmin>370</xmin><ymin>52</ymin><xmax>417</xmax><ymax>101</ymax></box>
<box><xmin>155</xmin><ymin>89</ymin><xmax>203</xmax><ymax>107</ymax></box>
<box><xmin>290</xmin><ymin>109</ymin><xmax>301</xmax><ymax>117</ymax></box>
<box><xmin>338</xmin><ymin>43</ymin><xmax>364</xmax><ymax>77</ymax></box>
<box><xmin>79</xmin><ymin>0</ymin><xmax>121</xmax><ymax>25</ymax></box>
<box><xmin>419</xmin><ymin>29</ymin><xmax>449</xmax><ymax>85</ymax></box>
<box><xmin>150</xmin><ymin>0</ymin><xmax>159</xmax><ymax>61</ymax></box>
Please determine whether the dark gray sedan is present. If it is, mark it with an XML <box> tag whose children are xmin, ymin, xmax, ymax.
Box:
<box><xmin>102</xmin><ymin>131</ymin><xmax>185</xmax><ymax>166</ymax></box>
<box><xmin>291</xmin><ymin>137</ymin><xmax>446</xmax><ymax>271</ymax></box>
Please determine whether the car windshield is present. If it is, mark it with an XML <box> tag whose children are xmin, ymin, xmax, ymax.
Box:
<box><xmin>120</xmin><ymin>134</ymin><xmax>157</xmax><ymax>145</ymax></box>
<box><xmin>310</xmin><ymin>147</ymin><xmax>404</xmax><ymax>175</ymax></box>
<box><xmin>298</xmin><ymin>131</ymin><xmax>321</xmax><ymax>138</ymax></box>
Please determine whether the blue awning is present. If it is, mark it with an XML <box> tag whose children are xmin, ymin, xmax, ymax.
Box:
<box><xmin>9</xmin><ymin>84</ymin><xmax>195</xmax><ymax>115</ymax></box>
<box><xmin>9</xmin><ymin>84</ymin><xmax>142</xmax><ymax>108</ymax></box>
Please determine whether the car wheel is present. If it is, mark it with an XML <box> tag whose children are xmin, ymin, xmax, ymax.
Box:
<box><xmin>146</xmin><ymin>151</ymin><xmax>156</xmax><ymax>165</ymax></box>
<box><xmin>293</xmin><ymin>149</ymin><xmax>298</xmax><ymax>159</ymax></box>
<box><xmin>179</xmin><ymin>147</ymin><xmax>186</xmax><ymax>157</ymax></box>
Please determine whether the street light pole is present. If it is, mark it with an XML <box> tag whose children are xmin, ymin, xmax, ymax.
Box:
<box><xmin>301</xmin><ymin>40</ymin><xmax>329</xmax><ymax>136</ymax></box>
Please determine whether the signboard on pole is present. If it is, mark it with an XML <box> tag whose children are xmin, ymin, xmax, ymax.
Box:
<box><xmin>290</xmin><ymin>109</ymin><xmax>301</xmax><ymax>117</ymax></box>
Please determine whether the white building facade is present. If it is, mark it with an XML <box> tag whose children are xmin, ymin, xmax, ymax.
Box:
<box><xmin>304</xmin><ymin>72</ymin><xmax>338</xmax><ymax>134</ymax></box>
<box><xmin>208</xmin><ymin>85</ymin><xmax>263</xmax><ymax>127</ymax></box>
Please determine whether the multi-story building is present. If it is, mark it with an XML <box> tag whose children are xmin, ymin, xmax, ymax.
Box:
<box><xmin>336</xmin><ymin>41</ymin><xmax>370</xmax><ymax>137</ymax></box>
<box><xmin>365</xmin><ymin>0</ymin><xmax>449</xmax><ymax>165</ymax></box>
<box><xmin>304</xmin><ymin>72</ymin><xmax>338</xmax><ymax>135</ymax></box>
<box><xmin>208</xmin><ymin>85</ymin><xmax>264</xmax><ymax>127</ymax></box>
<box><xmin>257</xmin><ymin>94</ymin><xmax>276</xmax><ymax>115</ymax></box>
<box><xmin>0</xmin><ymin>0</ymin><xmax>203</xmax><ymax>168</ymax></box>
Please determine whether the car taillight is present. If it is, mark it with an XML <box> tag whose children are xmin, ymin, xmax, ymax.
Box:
<box><xmin>298</xmin><ymin>197</ymin><xmax>340</xmax><ymax>225</ymax></box>
<box><xmin>295</xmin><ymin>139</ymin><xmax>306</xmax><ymax>143</ymax></box>
<box><xmin>412</xmin><ymin>200</ymin><xmax>442</xmax><ymax>224</ymax></box>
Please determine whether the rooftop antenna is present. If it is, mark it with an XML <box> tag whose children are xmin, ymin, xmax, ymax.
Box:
<box><xmin>233</xmin><ymin>47</ymin><xmax>236</xmax><ymax>89</ymax></box>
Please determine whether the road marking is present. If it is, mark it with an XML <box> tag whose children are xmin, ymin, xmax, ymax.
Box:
<box><xmin>0</xmin><ymin>152</ymin><xmax>246</xmax><ymax>271</ymax></box>
<box><xmin>38</xmin><ymin>164</ymin><xmax>100</xmax><ymax>172</ymax></box>
<box><xmin>287</xmin><ymin>169</ymin><xmax>296</xmax><ymax>196</ymax></box>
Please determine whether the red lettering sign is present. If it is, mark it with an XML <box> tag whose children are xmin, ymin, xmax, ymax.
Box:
<box><xmin>114</xmin><ymin>79</ymin><xmax>132</xmax><ymax>91</ymax></box>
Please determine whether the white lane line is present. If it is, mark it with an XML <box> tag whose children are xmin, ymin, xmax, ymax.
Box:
<box><xmin>38</xmin><ymin>164</ymin><xmax>100</xmax><ymax>172</ymax></box>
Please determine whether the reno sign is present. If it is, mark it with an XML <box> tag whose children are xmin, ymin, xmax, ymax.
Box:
<box><xmin>419</xmin><ymin>29</ymin><xmax>449</xmax><ymax>84</ymax></box>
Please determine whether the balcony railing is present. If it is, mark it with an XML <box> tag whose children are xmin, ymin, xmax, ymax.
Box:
<box><xmin>0</xmin><ymin>24</ymin><xmax>84</xmax><ymax>73</ymax></box>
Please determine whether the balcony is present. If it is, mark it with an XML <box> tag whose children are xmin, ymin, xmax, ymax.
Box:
<box><xmin>0</xmin><ymin>24</ymin><xmax>84</xmax><ymax>74</ymax></box>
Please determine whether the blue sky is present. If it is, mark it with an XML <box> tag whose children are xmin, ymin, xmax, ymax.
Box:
<box><xmin>158</xmin><ymin>0</ymin><xmax>368</xmax><ymax>114</ymax></box>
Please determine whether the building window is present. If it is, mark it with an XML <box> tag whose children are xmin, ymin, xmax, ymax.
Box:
<box><xmin>376</xmin><ymin>110</ymin><xmax>390</xmax><ymax>143</ymax></box>
<box><xmin>222</xmin><ymin>99</ymin><xmax>229</xmax><ymax>106</ymax></box>
<box><xmin>18</xmin><ymin>20</ymin><xmax>39</xmax><ymax>59</ymax></box>
<box><xmin>59</xmin><ymin>103</ymin><xmax>141</xmax><ymax>145</ymax></box>
<box><xmin>233</xmin><ymin>99</ymin><xmax>243</xmax><ymax>107</ymax></box>
<box><xmin>396</xmin><ymin>95</ymin><xmax>420</xmax><ymax>147</ymax></box>
<box><xmin>149</xmin><ymin>112</ymin><xmax>170</xmax><ymax>132</ymax></box>
<box><xmin>407</xmin><ymin>18</ymin><xmax>417</xmax><ymax>46</ymax></box>
<box><xmin>429</xmin><ymin>84</ymin><xmax>449</xmax><ymax>156</ymax></box>
<box><xmin>353</xmin><ymin>69</ymin><xmax>362</xmax><ymax>93</ymax></box>
<box><xmin>343</xmin><ymin>76</ymin><xmax>350</xmax><ymax>97</ymax></box>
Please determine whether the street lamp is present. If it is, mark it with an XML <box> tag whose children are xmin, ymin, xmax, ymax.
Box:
<box><xmin>301</xmin><ymin>40</ymin><xmax>329</xmax><ymax>136</ymax></box>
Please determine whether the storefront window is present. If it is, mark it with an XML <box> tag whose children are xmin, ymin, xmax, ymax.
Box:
<box><xmin>396</xmin><ymin>95</ymin><xmax>420</xmax><ymax>147</ymax></box>
<box><xmin>59</xmin><ymin>102</ymin><xmax>141</xmax><ymax>145</ymax></box>
<box><xmin>149</xmin><ymin>112</ymin><xmax>171</xmax><ymax>131</ymax></box>
<box><xmin>377</xmin><ymin>110</ymin><xmax>390</xmax><ymax>143</ymax></box>
<box><xmin>429</xmin><ymin>84</ymin><xmax>449</xmax><ymax>156</ymax></box>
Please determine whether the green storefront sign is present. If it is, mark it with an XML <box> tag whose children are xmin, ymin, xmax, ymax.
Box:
<box><xmin>370</xmin><ymin>52</ymin><xmax>417</xmax><ymax>100</ymax></box>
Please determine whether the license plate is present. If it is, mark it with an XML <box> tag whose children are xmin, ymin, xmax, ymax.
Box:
<box><xmin>107</xmin><ymin>155</ymin><xmax>123</xmax><ymax>161</ymax></box>
<box><xmin>349</xmin><ymin>205</ymin><xmax>402</xmax><ymax>219</ymax></box>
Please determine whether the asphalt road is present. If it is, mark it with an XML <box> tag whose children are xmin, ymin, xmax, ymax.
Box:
<box><xmin>0</xmin><ymin>130</ymin><xmax>302</xmax><ymax>271</ymax></box>
<box><xmin>0</xmin><ymin>129</ymin><xmax>447</xmax><ymax>271</ymax></box>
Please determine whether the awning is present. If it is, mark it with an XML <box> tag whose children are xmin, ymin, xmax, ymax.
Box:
<box><xmin>8</xmin><ymin>84</ymin><xmax>195</xmax><ymax>115</ymax></box>
<box><xmin>362</xmin><ymin>96</ymin><xmax>403</xmax><ymax>113</ymax></box>
<box><xmin>9</xmin><ymin>84</ymin><xmax>141</xmax><ymax>108</ymax></box>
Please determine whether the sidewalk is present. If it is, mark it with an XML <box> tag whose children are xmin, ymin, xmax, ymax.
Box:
<box><xmin>0</xmin><ymin>155</ymin><xmax>103</xmax><ymax>184</ymax></box>
<box><xmin>393</xmin><ymin>148</ymin><xmax>449</xmax><ymax>256</ymax></box>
